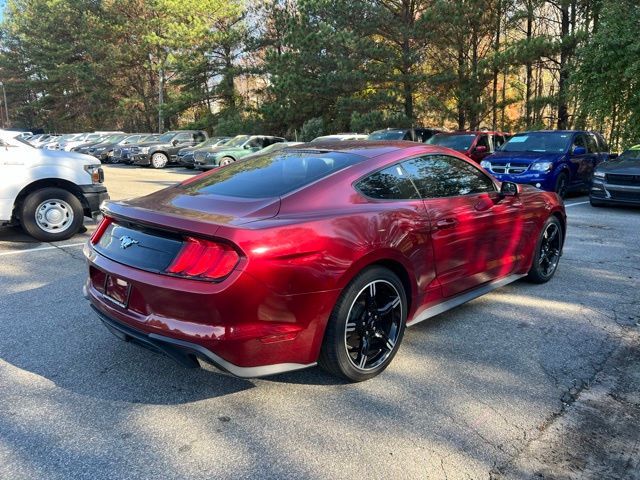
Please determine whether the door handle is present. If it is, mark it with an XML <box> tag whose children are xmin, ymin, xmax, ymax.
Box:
<box><xmin>436</xmin><ymin>218</ymin><xmax>458</xmax><ymax>229</ymax></box>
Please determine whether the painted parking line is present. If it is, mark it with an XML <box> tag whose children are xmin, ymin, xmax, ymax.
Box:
<box><xmin>0</xmin><ymin>242</ymin><xmax>86</xmax><ymax>257</ymax></box>
<box><xmin>565</xmin><ymin>201</ymin><xmax>590</xmax><ymax>208</ymax></box>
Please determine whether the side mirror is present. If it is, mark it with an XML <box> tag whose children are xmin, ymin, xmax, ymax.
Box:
<box><xmin>572</xmin><ymin>146</ymin><xmax>587</xmax><ymax>155</ymax></box>
<box><xmin>500</xmin><ymin>181</ymin><xmax>519</xmax><ymax>197</ymax></box>
<box><xmin>171</xmin><ymin>139</ymin><xmax>179</xmax><ymax>146</ymax></box>
<box><xmin>474</xmin><ymin>145</ymin><xmax>488</xmax><ymax>153</ymax></box>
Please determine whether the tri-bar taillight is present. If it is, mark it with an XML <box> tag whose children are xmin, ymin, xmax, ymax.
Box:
<box><xmin>90</xmin><ymin>216</ymin><xmax>239</xmax><ymax>281</ymax></box>
<box><xmin>90</xmin><ymin>216</ymin><xmax>113</xmax><ymax>244</ymax></box>
<box><xmin>165</xmin><ymin>237</ymin><xmax>239</xmax><ymax>280</ymax></box>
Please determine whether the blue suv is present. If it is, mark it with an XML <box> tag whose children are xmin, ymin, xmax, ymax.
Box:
<box><xmin>480</xmin><ymin>130</ymin><xmax>610</xmax><ymax>197</ymax></box>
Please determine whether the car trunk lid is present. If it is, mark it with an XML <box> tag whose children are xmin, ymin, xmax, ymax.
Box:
<box><xmin>95</xmin><ymin>187</ymin><xmax>280</xmax><ymax>273</ymax></box>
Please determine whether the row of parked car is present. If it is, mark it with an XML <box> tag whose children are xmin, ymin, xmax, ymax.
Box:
<box><xmin>22</xmin><ymin>126</ymin><xmax>640</xmax><ymax>207</ymax></box>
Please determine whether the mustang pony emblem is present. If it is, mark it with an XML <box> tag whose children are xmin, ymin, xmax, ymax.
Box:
<box><xmin>119</xmin><ymin>235</ymin><xmax>139</xmax><ymax>249</ymax></box>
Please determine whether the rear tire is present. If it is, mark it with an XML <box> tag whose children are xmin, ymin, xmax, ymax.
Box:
<box><xmin>555</xmin><ymin>172</ymin><xmax>569</xmax><ymax>198</ymax></box>
<box><xmin>526</xmin><ymin>216</ymin><xmax>563</xmax><ymax>284</ymax></box>
<box><xmin>19</xmin><ymin>187</ymin><xmax>84</xmax><ymax>242</ymax></box>
<box><xmin>151</xmin><ymin>152</ymin><xmax>169</xmax><ymax>169</ymax></box>
<box><xmin>319</xmin><ymin>266</ymin><xmax>407</xmax><ymax>382</ymax></box>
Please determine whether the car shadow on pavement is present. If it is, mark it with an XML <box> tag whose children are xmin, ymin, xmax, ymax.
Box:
<box><xmin>0</xmin><ymin>275</ymin><xmax>255</xmax><ymax>404</ymax></box>
<box><xmin>0</xmin><ymin>225</ymin><xmax>41</xmax><ymax>243</ymax></box>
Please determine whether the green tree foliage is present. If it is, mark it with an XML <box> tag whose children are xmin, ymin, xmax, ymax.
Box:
<box><xmin>299</xmin><ymin>117</ymin><xmax>324</xmax><ymax>141</ymax></box>
<box><xmin>350</xmin><ymin>111</ymin><xmax>411</xmax><ymax>133</ymax></box>
<box><xmin>0</xmin><ymin>0</ymin><xmax>636</xmax><ymax>147</ymax></box>
<box><xmin>574</xmin><ymin>0</ymin><xmax>639</xmax><ymax>149</ymax></box>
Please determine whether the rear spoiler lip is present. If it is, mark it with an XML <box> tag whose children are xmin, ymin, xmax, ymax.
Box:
<box><xmin>101</xmin><ymin>201</ymin><xmax>223</xmax><ymax>239</ymax></box>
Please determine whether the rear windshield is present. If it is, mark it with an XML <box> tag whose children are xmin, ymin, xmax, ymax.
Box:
<box><xmin>180</xmin><ymin>151</ymin><xmax>364</xmax><ymax>198</ymax></box>
<box><xmin>501</xmin><ymin>132</ymin><xmax>571</xmax><ymax>153</ymax></box>
<box><xmin>427</xmin><ymin>134</ymin><xmax>475</xmax><ymax>151</ymax></box>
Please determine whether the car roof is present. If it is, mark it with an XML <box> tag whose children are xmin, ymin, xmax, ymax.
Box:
<box><xmin>290</xmin><ymin>140</ymin><xmax>428</xmax><ymax>158</ymax></box>
<box><xmin>436</xmin><ymin>130</ymin><xmax>508</xmax><ymax>135</ymax></box>
<box><xmin>515</xmin><ymin>130</ymin><xmax>589</xmax><ymax>134</ymax></box>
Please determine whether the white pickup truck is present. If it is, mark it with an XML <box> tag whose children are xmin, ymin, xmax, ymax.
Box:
<box><xmin>0</xmin><ymin>130</ymin><xmax>109</xmax><ymax>241</ymax></box>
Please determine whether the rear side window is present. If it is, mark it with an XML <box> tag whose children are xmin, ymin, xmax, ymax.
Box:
<box><xmin>402</xmin><ymin>155</ymin><xmax>496</xmax><ymax>198</ymax></box>
<box><xmin>476</xmin><ymin>134</ymin><xmax>490</xmax><ymax>150</ymax></box>
<box><xmin>181</xmin><ymin>151</ymin><xmax>364</xmax><ymax>198</ymax></box>
<box><xmin>585</xmin><ymin>134</ymin><xmax>598</xmax><ymax>153</ymax></box>
<box><xmin>595</xmin><ymin>133</ymin><xmax>609</xmax><ymax>152</ymax></box>
<box><xmin>573</xmin><ymin>134</ymin><xmax>588</xmax><ymax>151</ymax></box>
<box><xmin>356</xmin><ymin>164</ymin><xmax>420</xmax><ymax>200</ymax></box>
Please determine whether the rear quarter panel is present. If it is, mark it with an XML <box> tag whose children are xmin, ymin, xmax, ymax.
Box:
<box><xmin>516</xmin><ymin>186</ymin><xmax>566</xmax><ymax>272</ymax></box>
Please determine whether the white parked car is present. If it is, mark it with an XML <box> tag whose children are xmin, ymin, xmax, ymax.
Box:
<box><xmin>0</xmin><ymin>130</ymin><xmax>109</xmax><ymax>241</ymax></box>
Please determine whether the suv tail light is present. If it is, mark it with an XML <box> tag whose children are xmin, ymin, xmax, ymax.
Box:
<box><xmin>166</xmin><ymin>237</ymin><xmax>239</xmax><ymax>280</ymax></box>
<box><xmin>90</xmin><ymin>216</ymin><xmax>113</xmax><ymax>244</ymax></box>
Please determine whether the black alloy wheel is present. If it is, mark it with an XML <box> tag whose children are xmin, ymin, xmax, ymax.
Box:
<box><xmin>527</xmin><ymin>216</ymin><xmax>563</xmax><ymax>283</ymax></box>
<box><xmin>344</xmin><ymin>280</ymin><xmax>403</xmax><ymax>371</ymax></box>
<box><xmin>319</xmin><ymin>267</ymin><xmax>407</xmax><ymax>381</ymax></box>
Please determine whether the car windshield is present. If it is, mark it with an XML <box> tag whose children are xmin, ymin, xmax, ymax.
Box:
<box><xmin>368</xmin><ymin>130</ymin><xmax>405</xmax><ymax>140</ymax></box>
<box><xmin>103</xmin><ymin>134</ymin><xmax>127</xmax><ymax>143</ymax></box>
<box><xmin>427</xmin><ymin>134</ymin><xmax>476</xmax><ymax>151</ymax></box>
<box><xmin>180</xmin><ymin>151</ymin><xmax>365</xmax><ymax>198</ymax></box>
<box><xmin>199</xmin><ymin>137</ymin><xmax>226</xmax><ymax>147</ymax></box>
<box><xmin>500</xmin><ymin>132</ymin><xmax>572</xmax><ymax>153</ymax></box>
<box><xmin>121</xmin><ymin>135</ymin><xmax>142</xmax><ymax>144</ymax></box>
<box><xmin>619</xmin><ymin>149</ymin><xmax>640</xmax><ymax>161</ymax></box>
<box><xmin>155</xmin><ymin>132</ymin><xmax>179</xmax><ymax>143</ymax></box>
<box><xmin>224</xmin><ymin>135</ymin><xmax>250</xmax><ymax>148</ymax></box>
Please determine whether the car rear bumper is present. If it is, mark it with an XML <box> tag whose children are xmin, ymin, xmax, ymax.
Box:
<box><xmin>83</xmin><ymin>248</ymin><xmax>336</xmax><ymax>376</ymax></box>
<box><xmin>87</xmin><ymin>301</ymin><xmax>315</xmax><ymax>377</ymax></box>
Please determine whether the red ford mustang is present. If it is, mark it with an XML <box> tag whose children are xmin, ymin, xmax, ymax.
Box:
<box><xmin>84</xmin><ymin>142</ymin><xmax>566</xmax><ymax>381</ymax></box>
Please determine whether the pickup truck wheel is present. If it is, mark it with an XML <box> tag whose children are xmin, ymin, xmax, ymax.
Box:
<box><xmin>219</xmin><ymin>156</ymin><xmax>235</xmax><ymax>166</ymax></box>
<box><xmin>19</xmin><ymin>187</ymin><xmax>84</xmax><ymax>242</ymax></box>
<box><xmin>151</xmin><ymin>152</ymin><xmax>168</xmax><ymax>169</ymax></box>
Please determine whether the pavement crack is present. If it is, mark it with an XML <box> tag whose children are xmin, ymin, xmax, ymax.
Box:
<box><xmin>49</xmin><ymin>242</ymin><xmax>85</xmax><ymax>262</ymax></box>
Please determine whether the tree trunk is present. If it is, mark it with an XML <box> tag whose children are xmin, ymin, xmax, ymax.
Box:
<box><xmin>469</xmin><ymin>25</ymin><xmax>479</xmax><ymax>129</ymax></box>
<box><xmin>457</xmin><ymin>42</ymin><xmax>466</xmax><ymax>129</ymax></box>
<box><xmin>491</xmin><ymin>0</ymin><xmax>502</xmax><ymax>130</ymax></box>
<box><xmin>557</xmin><ymin>0</ymin><xmax>571</xmax><ymax>130</ymax></box>
<box><xmin>222</xmin><ymin>45</ymin><xmax>236</xmax><ymax>111</ymax></box>
<box><xmin>525</xmin><ymin>1</ymin><xmax>533</xmax><ymax>127</ymax></box>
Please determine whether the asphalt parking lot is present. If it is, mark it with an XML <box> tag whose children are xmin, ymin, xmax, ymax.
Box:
<box><xmin>1</xmin><ymin>165</ymin><xmax>639</xmax><ymax>479</ymax></box>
